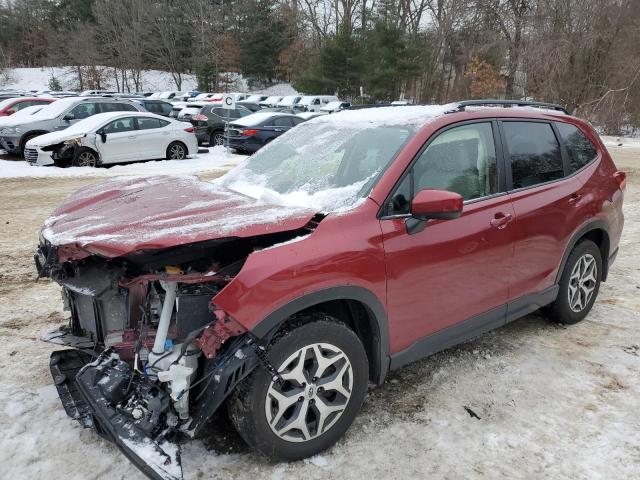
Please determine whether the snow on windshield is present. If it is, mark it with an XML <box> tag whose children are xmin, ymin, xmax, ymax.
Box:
<box><xmin>28</xmin><ymin>97</ymin><xmax>80</xmax><ymax>120</ymax></box>
<box><xmin>218</xmin><ymin>105</ymin><xmax>455</xmax><ymax>213</ymax></box>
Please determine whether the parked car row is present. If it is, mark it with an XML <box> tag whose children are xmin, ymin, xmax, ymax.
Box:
<box><xmin>0</xmin><ymin>88</ymin><xmax>348</xmax><ymax>165</ymax></box>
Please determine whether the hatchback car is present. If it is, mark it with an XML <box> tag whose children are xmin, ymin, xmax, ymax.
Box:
<box><xmin>0</xmin><ymin>96</ymin><xmax>144</xmax><ymax>156</ymax></box>
<box><xmin>35</xmin><ymin>101</ymin><xmax>624</xmax><ymax>480</ymax></box>
<box><xmin>227</xmin><ymin>112</ymin><xmax>305</xmax><ymax>153</ymax></box>
<box><xmin>25</xmin><ymin>111</ymin><xmax>197</xmax><ymax>167</ymax></box>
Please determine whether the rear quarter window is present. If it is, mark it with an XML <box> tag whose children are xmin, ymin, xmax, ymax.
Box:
<box><xmin>556</xmin><ymin>122</ymin><xmax>598</xmax><ymax>173</ymax></box>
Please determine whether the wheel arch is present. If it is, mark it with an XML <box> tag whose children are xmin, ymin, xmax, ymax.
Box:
<box><xmin>556</xmin><ymin>220</ymin><xmax>611</xmax><ymax>283</ymax></box>
<box><xmin>252</xmin><ymin>286</ymin><xmax>390</xmax><ymax>385</ymax></box>
<box><xmin>19</xmin><ymin>130</ymin><xmax>49</xmax><ymax>150</ymax></box>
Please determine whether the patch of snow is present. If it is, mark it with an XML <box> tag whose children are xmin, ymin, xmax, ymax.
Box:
<box><xmin>0</xmin><ymin>146</ymin><xmax>241</xmax><ymax>179</ymax></box>
<box><xmin>261</xmin><ymin>234</ymin><xmax>311</xmax><ymax>251</ymax></box>
<box><xmin>1</xmin><ymin>66</ymin><xmax>198</xmax><ymax>92</ymax></box>
<box><xmin>307</xmin><ymin>104</ymin><xmax>458</xmax><ymax>127</ymax></box>
<box><xmin>304</xmin><ymin>455</ymin><xmax>329</xmax><ymax>467</ymax></box>
<box><xmin>601</xmin><ymin>135</ymin><xmax>640</xmax><ymax>148</ymax></box>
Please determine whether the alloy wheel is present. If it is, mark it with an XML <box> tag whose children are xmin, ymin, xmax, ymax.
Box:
<box><xmin>568</xmin><ymin>253</ymin><xmax>598</xmax><ymax>312</ymax></box>
<box><xmin>76</xmin><ymin>151</ymin><xmax>97</xmax><ymax>167</ymax></box>
<box><xmin>264</xmin><ymin>342</ymin><xmax>353</xmax><ymax>443</ymax></box>
<box><xmin>214</xmin><ymin>133</ymin><xmax>225</xmax><ymax>146</ymax></box>
<box><xmin>169</xmin><ymin>144</ymin><xmax>186</xmax><ymax>160</ymax></box>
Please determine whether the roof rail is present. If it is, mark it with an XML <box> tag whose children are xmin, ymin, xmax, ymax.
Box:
<box><xmin>452</xmin><ymin>99</ymin><xmax>570</xmax><ymax>115</ymax></box>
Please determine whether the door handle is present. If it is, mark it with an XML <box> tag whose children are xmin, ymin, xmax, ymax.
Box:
<box><xmin>127</xmin><ymin>136</ymin><xmax>136</xmax><ymax>139</ymax></box>
<box><xmin>490</xmin><ymin>212</ymin><xmax>513</xmax><ymax>229</ymax></box>
<box><xmin>568</xmin><ymin>193</ymin><xmax>582</xmax><ymax>204</ymax></box>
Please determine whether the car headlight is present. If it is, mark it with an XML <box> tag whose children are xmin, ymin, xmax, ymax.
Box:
<box><xmin>1</xmin><ymin>126</ymin><xmax>20</xmax><ymax>135</ymax></box>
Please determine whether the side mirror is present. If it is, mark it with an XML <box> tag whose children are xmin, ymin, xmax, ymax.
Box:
<box><xmin>97</xmin><ymin>130</ymin><xmax>107</xmax><ymax>143</ymax></box>
<box><xmin>63</xmin><ymin>113</ymin><xmax>75</xmax><ymax>121</ymax></box>
<box><xmin>407</xmin><ymin>189</ymin><xmax>463</xmax><ymax>234</ymax></box>
<box><xmin>5</xmin><ymin>109</ymin><xmax>15</xmax><ymax>115</ymax></box>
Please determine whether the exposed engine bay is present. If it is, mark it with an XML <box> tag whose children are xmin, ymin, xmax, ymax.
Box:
<box><xmin>35</xmin><ymin>228</ymin><xmax>312</xmax><ymax>480</ymax></box>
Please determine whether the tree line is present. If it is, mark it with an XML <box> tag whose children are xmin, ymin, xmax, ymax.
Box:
<box><xmin>1</xmin><ymin>0</ymin><xmax>639</xmax><ymax>133</ymax></box>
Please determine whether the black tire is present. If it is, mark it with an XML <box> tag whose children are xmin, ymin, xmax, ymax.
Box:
<box><xmin>209</xmin><ymin>130</ymin><xmax>225</xmax><ymax>147</ymax></box>
<box><xmin>166</xmin><ymin>141</ymin><xmax>187</xmax><ymax>160</ymax></box>
<box><xmin>72</xmin><ymin>147</ymin><xmax>99</xmax><ymax>167</ymax></box>
<box><xmin>227</xmin><ymin>318</ymin><xmax>368</xmax><ymax>461</ymax></box>
<box><xmin>547</xmin><ymin>240</ymin><xmax>602</xmax><ymax>324</ymax></box>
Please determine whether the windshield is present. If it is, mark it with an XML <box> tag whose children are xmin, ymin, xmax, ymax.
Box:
<box><xmin>24</xmin><ymin>97</ymin><xmax>78</xmax><ymax>120</ymax></box>
<box><xmin>217</xmin><ymin>121</ymin><xmax>414</xmax><ymax>212</ymax></box>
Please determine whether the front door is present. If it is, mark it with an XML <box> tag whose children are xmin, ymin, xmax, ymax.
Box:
<box><xmin>98</xmin><ymin>117</ymin><xmax>138</xmax><ymax>163</ymax></box>
<box><xmin>381</xmin><ymin>121</ymin><xmax>516</xmax><ymax>354</ymax></box>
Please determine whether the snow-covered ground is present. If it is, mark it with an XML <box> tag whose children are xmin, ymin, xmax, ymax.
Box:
<box><xmin>0</xmin><ymin>144</ymin><xmax>638</xmax><ymax>480</ymax></box>
<box><xmin>0</xmin><ymin>146</ymin><xmax>243</xmax><ymax>178</ymax></box>
<box><xmin>601</xmin><ymin>135</ymin><xmax>640</xmax><ymax>149</ymax></box>
<box><xmin>1</xmin><ymin>67</ymin><xmax>199</xmax><ymax>92</ymax></box>
<box><xmin>1</xmin><ymin>66</ymin><xmax>298</xmax><ymax>96</ymax></box>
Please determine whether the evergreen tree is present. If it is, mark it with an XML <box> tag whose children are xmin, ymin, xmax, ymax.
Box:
<box><xmin>239</xmin><ymin>0</ymin><xmax>291</xmax><ymax>84</ymax></box>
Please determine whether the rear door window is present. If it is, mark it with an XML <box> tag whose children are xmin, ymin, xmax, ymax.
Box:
<box><xmin>556</xmin><ymin>122</ymin><xmax>598</xmax><ymax>173</ymax></box>
<box><xmin>100</xmin><ymin>102</ymin><xmax>138</xmax><ymax>113</ymax></box>
<box><xmin>502</xmin><ymin>121</ymin><xmax>564</xmax><ymax>189</ymax></box>
<box><xmin>69</xmin><ymin>102</ymin><xmax>97</xmax><ymax>119</ymax></box>
<box><xmin>273</xmin><ymin>117</ymin><xmax>293</xmax><ymax>127</ymax></box>
<box><xmin>160</xmin><ymin>103</ymin><xmax>172</xmax><ymax>115</ymax></box>
<box><xmin>137</xmin><ymin>117</ymin><xmax>169</xmax><ymax>130</ymax></box>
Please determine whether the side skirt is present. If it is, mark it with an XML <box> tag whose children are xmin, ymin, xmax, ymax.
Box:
<box><xmin>389</xmin><ymin>285</ymin><xmax>559</xmax><ymax>371</ymax></box>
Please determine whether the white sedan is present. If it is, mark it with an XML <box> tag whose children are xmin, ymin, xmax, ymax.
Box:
<box><xmin>24</xmin><ymin>111</ymin><xmax>198</xmax><ymax>167</ymax></box>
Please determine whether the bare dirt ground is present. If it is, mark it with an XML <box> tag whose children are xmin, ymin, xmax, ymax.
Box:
<box><xmin>0</xmin><ymin>148</ymin><xmax>638</xmax><ymax>480</ymax></box>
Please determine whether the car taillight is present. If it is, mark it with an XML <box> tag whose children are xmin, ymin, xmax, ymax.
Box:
<box><xmin>184</xmin><ymin>127</ymin><xmax>195</xmax><ymax>133</ymax></box>
<box><xmin>614</xmin><ymin>170</ymin><xmax>626</xmax><ymax>190</ymax></box>
<box><xmin>191</xmin><ymin>114</ymin><xmax>208</xmax><ymax>121</ymax></box>
<box><xmin>241</xmin><ymin>129</ymin><xmax>258</xmax><ymax>136</ymax></box>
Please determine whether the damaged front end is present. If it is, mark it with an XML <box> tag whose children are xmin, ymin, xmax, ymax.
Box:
<box><xmin>35</xmin><ymin>231</ymin><xmax>303</xmax><ymax>479</ymax></box>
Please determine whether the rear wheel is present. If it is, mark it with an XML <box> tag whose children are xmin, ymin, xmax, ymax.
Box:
<box><xmin>547</xmin><ymin>240</ymin><xmax>602</xmax><ymax>324</ymax></box>
<box><xmin>166</xmin><ymin>141</ymin><xmax>187</xmax><ymax>160</ymax></box>
<box><xmin>227</xmin><ymin>318</ymin><xmax>368</xmax><ymax>461</ymax></box>
<box><xmin>209</xmin><ymin>130</ymin><xmax>225</xmax><ymax>147</ymax></box>
<box><xmin>72</xmin><ymin>147</ymin><xmax>99</xmax><ymax>167</ymax></box>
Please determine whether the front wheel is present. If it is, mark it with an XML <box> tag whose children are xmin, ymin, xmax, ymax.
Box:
<box><xmin>227</xmin><ymin>318</ymin><xmax>368</xmax><ymax>461</ymax></box>
<box><xmin>166</xmin><ymin>141</ymin><xmax>187</xmax><ymax>160</ymax></box>
<box><xmin>547</xmin><ymin>240</ymin><xmax>602</xmax><ymax>324</ymax></box>
<box><xmin>72</xmin><ymin>147</ymin><xmax>99</xmax><ymax>167</ymax></box>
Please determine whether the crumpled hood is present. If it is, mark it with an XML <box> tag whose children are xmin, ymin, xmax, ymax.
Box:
<box><xmin>42</xmin><ymin>175</ymin><xmax>317</xmax><ymax>260</ymax></box>
<box><xmin>26</xmin><ymin>129</ymin><xmax>87</xmax><ymax>148</ymax></box>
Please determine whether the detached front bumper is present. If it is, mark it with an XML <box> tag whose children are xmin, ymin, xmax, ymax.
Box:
<box><xmin>49</xmin><ymin>336</ymin><xmax>260</xmax><ymax>480</ymax></box>
<box><xmin>50</xmin><ymin>349</ymin><xmax>183</xmax><ymax>480</ymax></box>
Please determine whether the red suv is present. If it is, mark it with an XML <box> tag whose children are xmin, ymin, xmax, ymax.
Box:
<box><xmin>36</xmin><ymin>100</ymin><xmax>625</xmax><ymax>480</ymax></box>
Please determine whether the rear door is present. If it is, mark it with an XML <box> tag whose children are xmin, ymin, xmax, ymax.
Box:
<box><xmin>135</xmin><ymin>116</ymin><xmax>171</xmax><ymax>159</ymax></box>
<box><xmin>500</xmin><ymin>120</ymin><xmax>582</xmax><ymax>305</ymax></box>
<box><xmin>382</xmin><ymin>121</ymin><xmax>516</xmax><ymax>354</ymax></box>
